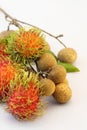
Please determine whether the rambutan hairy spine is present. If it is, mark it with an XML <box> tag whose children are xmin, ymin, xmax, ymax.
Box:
<box><xmin>7</xmin><ymin>72</ymin><xmax>45</xmax><ymax>120</ymax></box>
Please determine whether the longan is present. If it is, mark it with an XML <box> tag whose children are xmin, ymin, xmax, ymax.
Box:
<box><xmin>62</xmin><ymin>78</ymin><xmax>69</xmax><ymax>85</ymax></box>
<box><xmin>47</xmin><ymin>64</ymin><xmax>66</xmax><ymax>84</ymax></box>
<box><xmin>37</xmin><ymin>52</ymin><xmax>57</xmax><ymax>71</ymax></box>
<box><xmin>58</xmin><ymin>47</ymin><xmax>77</xmax><ymax>64</ymax></box>
<box><xmin>40</xmin><ymin>78</ymin><xmax>55</xmax><ymax>96</ymax></box>
<box><xmin>53</xmin><ymin>83</ymin><xmax>72</xmax><ymax>103</ymax></box>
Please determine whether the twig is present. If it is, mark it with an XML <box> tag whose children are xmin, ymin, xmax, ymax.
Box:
<box><xmin>0</xmin><ymin>7</ymin><xmax>67</xmax><ymax>48</ymax></box>
<box><xmin>0</xmin><ymin>8</ymin><xmax>22</xmax><ymax>29</ymax></box>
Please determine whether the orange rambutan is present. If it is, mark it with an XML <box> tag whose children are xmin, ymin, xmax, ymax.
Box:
<box><xmin>5</xmin><ymin>28</ymin><xmax>49</xmax><ymax>63</ymax></box>
<box><xmin>7</xmin><ymin>72</ymin><xmax>44</xmax><ymax>120</ymax></box>
<box><xmin>0</xmin><ymin>61</ymin><xmax>16</xmax><ymax>102</ymax></box>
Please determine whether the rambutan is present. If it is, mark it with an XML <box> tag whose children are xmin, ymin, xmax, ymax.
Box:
<box><xmin>0</xmin><ymin>43</ymin><xmax>9</xmax><ymax>61</ymax></box>
<box><xmin>7</xmin><ymin>72</ymin><xmax>44</xmax><ymax>120</ymax></box>
<box><xmin>5</xmin><ymin>28</ymin><xmax>49</xmax><ymax>63</ymax></box>
<box><xmin>0</xmin><ymin>61</ymin><xmax>16</xmax><ymax>102</ymax></box>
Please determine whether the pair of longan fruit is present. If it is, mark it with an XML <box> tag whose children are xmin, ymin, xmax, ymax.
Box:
<box><xmin>37</xmin><ymin>47</ymin><xmax>77</xmax><ymax>72</ymax></box>
<box><xmin>40</xmin><ymin>77</ymin><xmax>72</xmax><ymax>104</ymax></box>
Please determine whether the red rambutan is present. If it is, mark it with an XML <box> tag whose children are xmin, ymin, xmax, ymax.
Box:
<box><xmin>0</xmin><ymin>43</ymin><xmax>9</xmax><ymax>61</ymax></box>
<box><xmin>0</xmin><ymin>61</ymin><xmax>16</xmax><ymax>102</ymax></box>
<box><xmin>7</xmin><ymin>72</ymin><xmax>44</xmax><ymax>120</ymax></box>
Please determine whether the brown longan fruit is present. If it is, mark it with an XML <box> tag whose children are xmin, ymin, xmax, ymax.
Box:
<box><xmin>58</xmin><ymin>48</ymin><xmax>77</xmax><ymax>64</ymax></box>
<box><xmin>47</xmin><ymin>64</ymin><xmax>66</xmax><ymax>84</ymax></box>
<box><xmin>0</xmin><ymin>30</ymin><xmax>14</xmax><ymax>39</ymax></box>
<box><xmin>37</xmin><ymin>52</ymin><xmax>57</xmax><ymax>71</ymax></box>
<box><xmin>40</xmin><ymin>78</ymin><xmax>55</xmax><ymax>96</ymax></box>
<box><xmin>53</xmin><ymin>83</ymin><xmax>72</xmax><ymax>103</ymax></box>
<box><xmin>62</xmin><ymin>78</ymin><xmax>69</xmax><ymax>85</ymax></box>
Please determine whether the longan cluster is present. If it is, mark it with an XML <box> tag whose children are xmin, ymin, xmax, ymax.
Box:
<box><xmin>37</xmin><ymin>47</ymin><xmax>77</xmax><ymax>103</ymax></box>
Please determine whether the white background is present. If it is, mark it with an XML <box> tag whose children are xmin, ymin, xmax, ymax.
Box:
<box><xmin>0</xmin><ymin>0</ymin><xmax>87</xmax><ymax>130</ymax></box>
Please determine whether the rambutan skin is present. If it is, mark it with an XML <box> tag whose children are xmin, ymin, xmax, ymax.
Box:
<box><xmin>7</xmin><ymin>82</ymin><xmax>43</xmax><ymax>120</ymax></box>
<box><xmin>0</xmin><ymin>43</ymin><xmax>9</xmax><ymax>61</ymax></box>
<box><xmin>0</xmin><ymin>61</ymin><xmax>15</xmax><ymax>102</ymax></box>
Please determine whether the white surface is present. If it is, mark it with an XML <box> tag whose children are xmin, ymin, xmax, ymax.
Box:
<box><xmin>0</xmin><ymin>0</ymin><xmax>87</xmax><ymax>130</ymax></box>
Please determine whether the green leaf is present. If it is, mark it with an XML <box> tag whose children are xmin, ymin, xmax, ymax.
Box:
<box><xmin>58</xmin><ymin>61</ymin><xmax>80</xmax><ymax>72</ymax></box>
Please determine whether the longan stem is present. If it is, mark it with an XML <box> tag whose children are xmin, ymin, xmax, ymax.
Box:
<box><xmin>0</xmin><ymin>7</ymin><xmax>67</xmax><ymax>48</ymax></box>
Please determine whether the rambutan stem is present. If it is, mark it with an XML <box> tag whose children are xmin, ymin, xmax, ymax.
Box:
<box><xmin>0</xmin><ymin>7</ymin><xmax>67</xmax><ymax>48</ymax></box>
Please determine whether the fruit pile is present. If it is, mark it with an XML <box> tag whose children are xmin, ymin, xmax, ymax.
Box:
<box><xmin>0</xmin><ymin>7</ymin><xmax>79</xmax><ymax>121</ymax></box>
<box><xmin>0</xmin><ymin>28</ymin><xmax>79</xmax><ymax>121</ymax></box>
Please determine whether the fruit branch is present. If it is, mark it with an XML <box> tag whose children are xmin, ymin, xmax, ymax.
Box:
<box><xmin>0</xmin><ymin>8</ymin><xmax>22</xmax><ymax>29</ymax></box>
<box><xmin>0</xmin><ymin>7</ymin><xmax>67</xmax><ymax>48</ymax></box>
